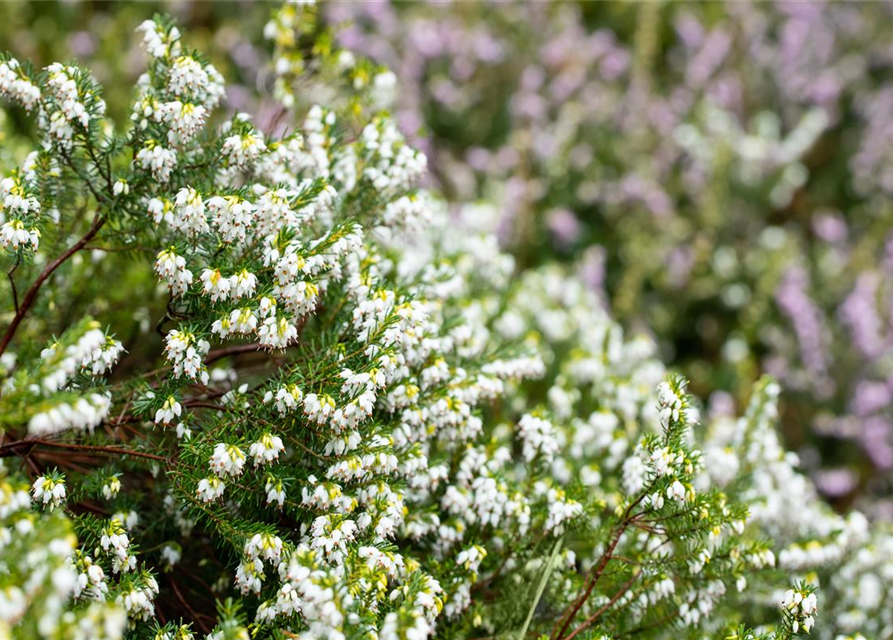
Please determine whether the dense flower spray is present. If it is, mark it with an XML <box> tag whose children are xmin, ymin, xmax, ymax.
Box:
<box><xmin>0</xmin><ymin>5</ymin><xmax>891</xmax><ymax>640</ymax></box>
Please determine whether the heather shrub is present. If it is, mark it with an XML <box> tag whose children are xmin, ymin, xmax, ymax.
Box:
<box><xmin>0</xmin><ymin>5</ymin><xmax>891</xmax><ymax>640</ymax></box>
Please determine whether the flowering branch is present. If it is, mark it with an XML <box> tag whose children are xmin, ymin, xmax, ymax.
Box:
<box><xmin>551</xmin><ymin>507</ymin><xmax>644</xmax><ymax>640</ymax></box>
<box><xmin>0</xmin><ymin>213</ymin><xmax>106</xmax><ymax>357</ymax></box>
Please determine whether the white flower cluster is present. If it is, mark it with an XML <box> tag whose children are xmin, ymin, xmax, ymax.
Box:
<box><xmin>84</xmin><ymin>337</ymin><xmax>125</xmax><ymax>377</ymax></box>
<box><xmin>101</xmin><ymin>476</ymin><xmax>122</xmax><ymax>501</ymax></box>
<box><xmin>161</xmin><ymin>543</ymin><xmax>182</xmax><ymax>569</ymax></box>
<box><xmin>266</xmin><ymin>477</ymin><xmax>287</xmax><ymax>508</ymax></box>
<box><xmin>268</xmin><ymin>367</ymin><xmax>383</xmax><ymax>436</ymax></box>
<box><xmin>163</xmin><ymin>329</ymin><xmax>210</xmax><ymax>383</ymax></box>
<box><xmin>0</xmin><ymin>175</ymin><xmax>41</xmax><ymax>253</ymax></box>
<box><xmin>235</xmin><ymin>533</ymin><xmax>285</xmax><ymax>595</ymax></box>
<box><xmin>208</xmin><ymin>195</ymin><xmax>257</xmax><ymax>244</ymax></box>
<box><xmin>116</xmin><ymin>56</ymin><xmax>567</xmax><ymax>629</ymax></box>
<box><xmin>136</xmin><ymin>142</ymin><xmax>178</xmax><ymax>183</ymax></box>
<box><xmin>698</xmin><ymin>376</ymin><xmax>893</xmax><ymax>639</ymax></box>
<box><xmin>115</xmin><ymin>578</ymin><xmax>159</xmax><ymax>622</ymax></box>
<box><xmin>0</xmin><ymin>176</ymin><xmax>40</xmax><ymax>219</ymax></box>
<box><xmin>129</xmin><ymin>31</ymin><xmax>225</xmax><ymax>186</ymax></box>
<box><xmin>100</xmin><ymin>518</ymin><xmax>138</xmax><ymax>574</ymax></box>
<box><xmin>360</xmin><ymin>119</ymin><xmax>427</xmax><ymax>195</ymax></box>
<box><xmin>0</xmin><ymin>219</ymin><xmax>39</xmax><ymax>252</ymax></box>
<box><xmin>782</xmin><ymin>587</ymin><xmax>818</xmax><ymax>634</ymax></box>
<box><xmin>135</xmin><ymin>23</ymin><xmax>223</xmax><ymax>108</ymax></box>
<box><xmin>250</xmin><ymin>433</ymin><xmax>286</xmax><ymax>465</ymax></box>
<box><xmin>222</xmin><ymin>130</ymin><xmax>268</xmax><ymax>169</ymax></box>
<box><xmin>200</xmin><ymin>268</ymin><xmax>258</xmax><ymax>302</ymax></box>
<box><xmin>27</xmin><ymin>392</ymin><xmax>111</xmax><ymax>436</ymax></box>
<box><xmin>137</xmin><ymin>20</ymin><xmax>181</xmax><ymax>60</ymax></box>
<box><xmin>31</xmin><ymin>475</ymin><xmax>66</xmax><ymax>510</ymax></box>
<box><xmin>210</xmin><ymin>443</ymin><xmax>247</xmax><ymax>477</ymax></box>
<box><xmin>656</xmin><ymin>380</ymin><xmax>685</xmax><ymax>428</ymax></box>
<box><xmin>33</xmin><ymin>62</ymin><xmax>106</xmax><ymax>151</ymax></box>
<box><xmin>0</xmin><ymin>57</ymin><xmax>40</xmax><ymax>110</ymax></box>
<box><xmin>540</xmin><ymin>485</ymin><xmax>584</xmax><ymax>534</ymax></box>
<box><xmin>517</xmin><ymin>414</ymin><xmax>560</xmax><ymax>463</ymax></box>
<box><xmin>167</xmin><ymin>56</ymin><xmax>209</xmax><ymax>98</ymax></box>
<box><xmin>197</xmin><ymin>476</ymin><xmax>226</xmax><ymax>503</ymax></box>
<box><xmin>72</xmin><ymin>553</ymin><xmax>109</xmax><ymax>601</ymax></box>
<box><xmin>154</xmin><ymin>394</ymin><xmax>182</xmax><ymax>425</ymax></box>
<box><xmin>38</xmin><ymin>325</ymin><xmax>123</xmax><ymax>391</ymax></box>
<box><xmin>158</xmin><ymin>100</ymin><xmax>207</xmax><ymax>145</ymax></box>
<box><xmin>155</xmin><ymin>247</ymin><xmax>194</xmax><ymax>295</ymax></box>
<box><xmin>2</xmin><ymin>466</ymin><xmax>129</xmax><ymax>638</ymax></box>
<box><xmin>258</xmin><ymin>546</ymin><xmax>353</xmax><ymax>633</ymax></box>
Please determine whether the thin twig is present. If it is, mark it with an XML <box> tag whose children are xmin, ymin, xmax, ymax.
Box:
<box><xmin>551</xmin><ymin>493</ymin><xmax>648</xmax><ymax>640</ymax></box>
<box><xmin>60</xmin><ymin>148</ymin><xmax>106</xmax><ymax>205</ymax></box>
<box><xmin>6</xmin><ymin>254</ymin><xmax>21</xmax><ymax>313</ymax></box>
<box><xmin>169</xmin><ymin>577</ymin><xmax>209</xmax><ymax>634</ymax></box>
<box><xmin>284</xmin><ymin>433</ymin><xmax>333</xmax><ymax>461</ymax></box>
<box><xmin>85</xmin><ymin>142</ymin><xmax>114</xmax><ymax>193</ymax></box>
<box><xmin>0</xmin><ymin>437</ymin><xmax>168</xmax><ymax>463</ymax></box>
<box><xmin>14</xmin><ymin>445</ymin><xmax>40</xmax><ymax>477</ymax></box>
<box><xmin>203</xmin><ymin>342</ymin><xmax>262</xmax><ymax>365</ymax></box>
<box><xmin>561</xmin><ymin>572</ymin><xmax>641</xmax><ymax>640</ymax></box>
<box><xmin>0</xmin><ymin>214</ymin><xmax>106</xmax><ymax>357</ymax></box>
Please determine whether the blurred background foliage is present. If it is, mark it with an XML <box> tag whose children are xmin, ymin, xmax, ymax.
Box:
<box><xmin>3</xmin><ymin>0</ymin><xmax>893</xmax><ymax>517</ymax></box>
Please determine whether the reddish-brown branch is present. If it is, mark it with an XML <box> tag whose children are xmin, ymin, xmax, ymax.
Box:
<box><xmin>552</xmin><ymin>490</ymin><xmax>648</xmax><ymax>640</ymax></box>
<box><xmin>561</xmin><ymin>572</ymin><xmax>641</xmax><ymax>640</ymax></box>
<box><xmin>70</xmin><ymin>499</ymin><xmax>109</xmax><ymax>517</ymax></box>
<box><xmin>203</xmin><ymin>342</ymin><xmax>262</xmax><ymax>365</ymax></box>
<box><xmin>0</xmin><ymin>437</ymin><xmax>168</xmax><ymax>463</ymax></box>
<box><xmin>169</xmin><ymin>577</ymin><xmax>210</xmax><ymax>634</ymax></box>
<box><xmin>14</xmin><ymin>446</ymin><xmax>41</xmax><ymax>477</ymax></box>
<box><xmin>83</xmin><ymin>244</ymin><xmax>154</xmax><ymax>253</ymax></box>
<box><xmin>36</xmin><ymin>450</ymin><xmax>94</xmax><ymax>474</ymax></box>
<box><xmin>7</xmin><ymin>255</ymin><xmax>21</xmax><ymax>313</ymax></box>
<box><xmin>552</xmin><ymin>522</ymin><xmax>628</xmax><ymax>640</ymax></box>
<box><xmin>0</xmin><ymin>214</ymin><xmax>106</xmax><ymax>357</ymax></box>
